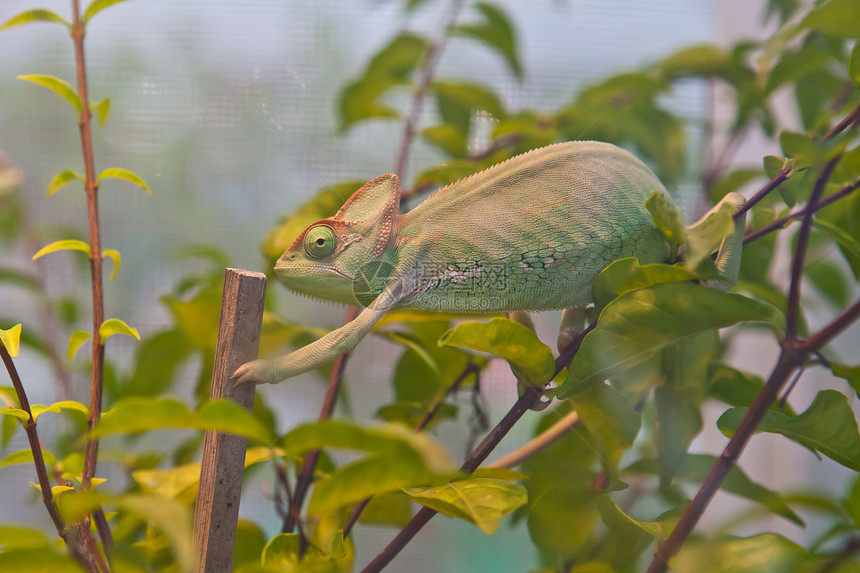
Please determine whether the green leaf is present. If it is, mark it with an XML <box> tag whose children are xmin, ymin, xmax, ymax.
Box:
<box><xmin>432</xmin><ymin>81</ymin><xmax>506</xmax><ymax>129</ymax></box>
<box><xmin>673</xmin><ymin>533</ymin><xmax>812</xmax><ymax>573</ymax></box>
<box><xmin>0</xmin><ymin>407</ymin><xmax>30</xmax><ymax>422</ymax></box>
<box><xmin>660</xmin><ymin>44</ymin><xmax>741</xmax><ymax>81</ymax></box>
<box><xmin>32</xmin><ymin>239</ymin><xmax>91</xmax><ymax>260</ymax></box>
<box><xmin>0</xmin><ymin>9</ymin><xmax>69</xmax><ymax>31</ymax></box>
<box><xmin>558</xmin><ymin>283</ymin><xmax>784</xmax><ymax>397</ymax></box>
<box><xmin>655</xmin><ymin>332</ymin><xmax>719</xmax><ymax>483</ymax></box>
<box><xmin>17</xmin><ymin>75</ymin><xmax>82</xmax><ymax>115</ymax></box>
<box><xmin>800</xmin><ymin>0</ymin><xmax>860</xmax><ymax>38</ymax></box>
<box><xmin>625</xmin><ymin>454</ymin><xmax>802</xmax><ymax>524</ymax></box>
<box><xmin>101</xmin><ymin>249</ymin><xmax>121</xmax><ymax>281</ymax></box>
<box><xmin>83</xmin><ymin>0</ymin><xmax>131</xmax><ymax>23</ymax></box>
<box><xmin>709</xmin><ymin>364</ymin><xmax>794</xmax><ymax>414</ymax></box>
<box><xmin>718</xmin><ymin>390</ymin><xmax>860</xmax><ymax>470</ymax></box>
<box><xmin>709</xmin><ymin>169</ymin><xmax>762</xmax><ymax>204</ymax></box>
<box><xmin>281</xmin><ymin>420</ymin><xmax>457</xmax><ymax>515</ymax></box>
<box><xmin>0</xmin><ymin>525</ymin><xmax>52</xmax><ymax>550</ymax></box>
<box><xmin>597</xmin><ymin>496</ymin><xmax>664</xmax><ymax>568</ymax></box>
<box><xmin>0</xmin><ymin>448</ymin><xmax>57</xmax><ymax>469</ymax></box>
<box><xmin>851</xmin><ymin>42</ymin><xmax>860</xmax><ymax>87</ymax></box>
<box><xmin>67</xmin><ymin>330</ymin><xmax>91</xmax><ymax>360</ymax></box>
<box><xmin>0</xmin><ymin>547</ymin><xmax>85</xmax><ymax>573</ymax></box>
<box><xmin>832</xmin><ymin>362</ymin><xmax>860</xmax><ymax>399</ymax></box>
<box><xmin>421</xmin><ymin>124</ymin><xmax>468</xmax><ymax>157</ymax></box>
<box><xmin>358</xmin><ymin>492</ymin><xmax>413</xmax><ymax>527</ymax></box>
<box><xmin>404</xmin><ymin>477</ymin><xmax>527</xmax><ymax>535</ymax></box>
<box><xmin>0</xmin><ymin>323</ymin><xmax>22</xmax><ymax>357</ymax></box>
<box><xmin>133</xmin><ymin>447</ymin><xmax>276</xmax><ymax>504</ymax></box>
<box><xmin>99</xmin><ymin>318</ymin><xmax>140</xmax><ymax>343</ymax></box>
<box><xmin>31</xmin><ymin>400</ymin><xmax>88</xmax><ymax>421</ymax></box>
<box><xmin>92</xmin><ymin>396</ymin><xmax>274</xmax><ymax>444</ymax></box>
<box><xmin>90</xmin><ymin>97</ymin><xmax>110</xmax><ymax>126</ymax></box>
<box><xmin>96</xmin><ymin>168</ymin><xmax>151</xmax><ymax>194</ymax></box>
<box><xmin>592</xmin><ymin>258</ymin><xmax>698</xmax><ymax>310</ymax></box>
<box><xmin>570</xmin><ymin>383</ymin><xmax>641</xmax><ymax>477</ymax></box>
<box><xmin>45</xmin><ymin>170</ymin><xmax>84</xmax><ymax>196</ymax></box>
<box><xmin>338</xmin><ymin>32</ymin><xmax>428</xmax><ymax>130</ymax></box>
<box><xmin>453</xmin><ymin>2</ymin><xmax>523</xmax><ymax>80</ymax></box>
<box><xmin>121</xmin><ymin>328</ymin><xmax>192</xmax><ymax>398</ymax></box>
<box><xmin>646</xmin><ymin>191</ymin><xmax>686</xmax><ymax>256</ymax></box>
<box><xmin>438</xmin><ymin>317</ymin><xmax>555</xmax><ymax>386</ymax></box>
<box><xmin>527</xmin><ymin>484</ymin><xmax>604</xmax><ymax>562</ymax></box>
<box><xmin>812</xmin><ymin>219</ymin><xmax>860</xmax><ymax>261</ymax></box>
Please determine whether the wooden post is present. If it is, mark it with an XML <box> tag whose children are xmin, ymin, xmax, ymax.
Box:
<box><xmin>193</xmin><ymin>268</ymin><xmax>266</xmax><ymax>573</ymax></box>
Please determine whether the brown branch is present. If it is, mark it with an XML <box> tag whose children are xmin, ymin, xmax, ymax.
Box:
<box><xmin>0</xmin><ymin>343</ymin><xmax>67</xmax><ymax>539</ymax></box>
<box><xmin>69</xmin><ymin>0</ymin><xmax>105</xmax><ymax>492</ymax></box>
<box><xmin>822</xmin><ymin>101</ymin><xmax>860</xmax><ymax>142</ymax></box>
<box><xmin>394</xmin><ymin>0</ymin><xmax>466</xmax><ymax>182</ymax></box>
<box><xmin>341</xmin><ymin>361</ymin><xmax>479</xmax><ymax>538</ymax></box>
<box><xmin>282</xmin><ymin>305</ymin><xmax>360</xmax><ymax>533</ymax></box>
<box><xmin>732</xmin><ymin>166</ymin><xmax>792</xmax><ymax>221</ymax></box>
<box><xmin>361</xmin><ymin>322</ymin><xmax>596</xmax><ymax>573</ymax></box>
<box><xmin>786</xmin><ymin>157</ymin><xmax>840</xmax><ymax>340</ymax></box>
<box><xmin>646</xmin><ymin>155</ymin><xmax>842</xmax><ymax>573</ymax></box>
<box><xmin>742</xmin><ymin>179</ymin><xmax>860</xmax><ymax>245</ymax></box>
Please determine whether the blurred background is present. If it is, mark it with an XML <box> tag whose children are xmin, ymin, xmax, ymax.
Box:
<box><xmin>2</xmin><ymin>0</ymin><xmax>857</xmax><ymax>571</ymax></box>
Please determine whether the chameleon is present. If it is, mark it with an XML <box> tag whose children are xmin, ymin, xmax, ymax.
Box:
<box><xmin>233</xmin><ymin>141</ymin><xmax>745</xmax><ymax>386</ymax></box>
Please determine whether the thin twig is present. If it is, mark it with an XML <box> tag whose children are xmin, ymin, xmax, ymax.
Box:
<box><xmin>646</xmin><ymin>155</ymin><xmax>843</xmax><ymax>573</ymax></box>
<box><xmin>282</xmin><ymin>305</ymin><xmax>360</xmax><ymax>533</ymax></box>
<box><xmin>742</xmin><ymin>179</ymin><xmax>860</xmax><ymax>245</ymax></box>
<box><xmin>786</xmin><ymin>157</ymin><xmax>840</xmax><ymax>340</ymax></box>
<box><xmin>342</xmin><ymin>361</ymin><xmax>479</xmax><ymax>537</ymax></box>
<box><xmin>0</xmin><ymin>343</ymin><xmax>67</xmax><ymax>539</ymax></box>
<box><xmin>487</xmin><ymin>409</ymin><xmax>581</xmax><ymax>469</ymax></box>
<box><xmin>394</xmin><ymin>0</ymin><xmax>467</xmax><ymax>182</ymax></box>
<box><xmin>733</xmin><ymin>166</ymin><xmax>792</xmax><ymax>221</ymax></box>
<box><xmin>361</xmin><ymin>322</ymin><xmax>596</xmax><ymax>573</ymax></box>
<box><xmin>69</xmin><ymin>0</ymin><xmax>105</xmax><ymax>492</ymax></box>
<box><xmin>822</xmin><ymin>102</ymin><xmax>860</xmax><ymax>142</ymax></box>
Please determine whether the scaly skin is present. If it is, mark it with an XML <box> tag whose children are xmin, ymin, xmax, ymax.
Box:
<box><xmin>233</xmin><ymin>141</ymin><xmax>744</xmax><ymax>385</ymax></box>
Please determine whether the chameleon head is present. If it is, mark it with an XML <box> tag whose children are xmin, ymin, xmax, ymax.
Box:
<box><xmin>274</xmin><ymin>174</ymin><xmax>401</xmax><ymax>307</ymax></box>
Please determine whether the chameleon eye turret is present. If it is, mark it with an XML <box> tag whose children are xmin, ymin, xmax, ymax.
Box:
<box><xmin>303</xmin><ymin>225</ymin><xmax>337</xmax><ymax>258</ymax></box>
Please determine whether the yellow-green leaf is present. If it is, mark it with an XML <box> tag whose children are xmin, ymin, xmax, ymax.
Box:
<box><xmin>851</xmin><ymin>42</ymin><xmax>860</xmax><ymax>87</ymax></box>
<box><xmin>92</xmin><ymin>396</ymin><xmax>274</xmax><ymax>444</ymax></box>
<box><xmin>404</xmin><ymin>477</ymin><xmax>527</xmax><ymax>535</ymax></box>
<box><xmin>99</xmin><ymin>318</ymin><xmax>140</xmax><ymax>342</ymax></box>
<box><xmin>46</xmin><ymin>170</ymin><xmax>84</xmax><ymax>196</ymax></box>
<box><xmin>32</xmin><ymin>239</ymin><xmax>91</xmax><ymax>260</ymax></box>
<box><xmin>67</xmin><ymin>330</ymin><xmax>92</xmax><ymax>360</ymax></box>
<box><xmin>96</xmin><ymin>167</ymin><xmax>151</xmax><ymax>194</ymax></box>
<box><xmin>0</xmin><ymin>448</ymin><xmax>57</xmax><ymax>469</ymax></box>
<box><xmin>83</xmin><ymin>0</ymin><xmax>131</xmax><ymax>23</ymax></box>
<box><xmin>31</xmin><ymin>401</ymin><xmax>89</xmax><ymax>422</ymax></box>
<box><xmin>17</xmin><ymin>75</ymin><xmax>82</xmax><ymax>114</ymax></box>
<box><xmin>90</xmin><ymin>97</ymin><xmax>110</xmax><ymax>126</ymax></box>
<box><xmin>0</xmin><ymin>9</ymin><xmax>69</xmax><ymax>31</ymax></box>
<box><xmin>0</xmin><ymin>324</ymin><xmax>22</xmax><ymax>357</ymax></box>
<box><xmin>101</xmin><ymin>249</ymin><xmax>121</xmax><ymax>281</ymax></box>
<box><xmin>0</xmin><ymin>407</ymin><xmax>30</xmax><ymax>422</ymax></box>
<box><xmin>439</xmin><ymin>317</ymin><xmax>555</xmax><ymax>386</ymax></box>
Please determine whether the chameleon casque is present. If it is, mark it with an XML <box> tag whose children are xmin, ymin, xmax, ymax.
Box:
<box><xmin>233</xmin><ymin>141</ymin><xmax>744</xmax><ymax>386</ymax></box>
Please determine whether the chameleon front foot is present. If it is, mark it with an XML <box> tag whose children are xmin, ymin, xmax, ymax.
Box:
<box><xmin>232</xmin><ymin>358</ymin><xmax>277</xmax><ymax>386</ymax></box>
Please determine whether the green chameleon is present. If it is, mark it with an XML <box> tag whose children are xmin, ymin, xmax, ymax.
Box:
<box><xmin>233</xmin><ymin>141</ymin><xmax>744</xmax><ymax>386</ymax></box>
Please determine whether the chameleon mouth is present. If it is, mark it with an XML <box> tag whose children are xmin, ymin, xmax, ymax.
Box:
<box><xmin>276</xmin><ymin>264</ymin><xmax>355</xmax><ymax>281</ymax></box>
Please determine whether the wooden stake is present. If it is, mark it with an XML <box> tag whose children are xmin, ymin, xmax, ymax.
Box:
<box><xmin>193</xmin><ymin>268</ymin><xmax>266</xmax><ymax>573</ymax></box>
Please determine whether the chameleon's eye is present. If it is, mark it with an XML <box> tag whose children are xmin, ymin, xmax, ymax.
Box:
<box><xmin>303</xmin><ymin>225</ymin><xmax>337</xmax><ymax>259</ymax></box>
